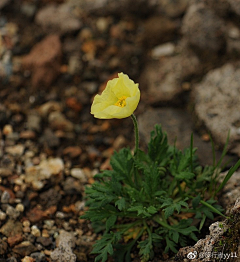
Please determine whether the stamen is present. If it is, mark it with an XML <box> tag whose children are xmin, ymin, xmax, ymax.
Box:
<box><xmin>115</xmin><ymin>96</ymin><xmax>127</xmax><ymax>107</ymax></box>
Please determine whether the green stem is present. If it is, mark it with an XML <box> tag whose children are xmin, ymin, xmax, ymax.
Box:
<box><xmin>131</xmin><ymin>114</ymin><xmax>139</xmax><ymax>156</ymax></box>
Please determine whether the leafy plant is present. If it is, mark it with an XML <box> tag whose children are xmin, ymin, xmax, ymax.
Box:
<box><xmin>82</xmin><ymin>124</ymin><xmax>240</xmax><ymax>262</ymax></box>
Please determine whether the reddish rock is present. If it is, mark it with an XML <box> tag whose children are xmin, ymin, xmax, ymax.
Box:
<box><xmin>27</xmin><ymin>206</ymin><xmax>57</xmax><ymax>223</ymax></box>
<box><xmin>21</xmin><ymin>35</ymin><xmax>62</xmax><ymax>88</ymax></box>
<box><xmin>7</xmin><ymin>233</ymin><xmax>23</xmax><ymax>247</ymax></box>
<box><xmin>62</xmin><ymin>146</ymin><xmax>82</xmax><ymax>158</ymax></box>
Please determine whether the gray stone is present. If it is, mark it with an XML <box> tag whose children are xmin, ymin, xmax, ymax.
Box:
<box><xmin>27</xmin><ymin>111</ymin><xmax>41</xmax><ymax>132</ymax></box>
<box><xmin>51</xmin><ymin>230</ymin><xmax>76</xmax><ymax>262</ymax></box>
<box><xmin>1</xmin><ymin>191</ymin><xmax>10</xmax><ymax>204</ymax></box>
<box><xmin>35</xmin><ymin>3</ymin><xmax>82</xmax><ymax>35</ymax></box>
<box><xmin>6</xmin><ymin>205</ymin><xmax>20</xmax><ymax>219</ymax></box>
<box><xmin>182</xmin><ymin>2</ymin><xmax>226</xmax><ymax>55</ymax></box>
<box><xmin>193</xmin><ymin>63</ymin><xmax>240</xmax><ymax>156</ymax></box>
<box><xmin>139</xmin><ymin>50</ymin><xmax>200</xmax><ymax>104</ymax></box>
<box><xmin>30</xmin><ymin>252</ymin><xmax>46</xmax><ymax>262</ymax></box>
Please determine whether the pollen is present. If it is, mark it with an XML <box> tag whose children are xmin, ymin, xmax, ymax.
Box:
<box><xmin>115</xmin><ymin>96</ymin><xmax>127</xmax><ymax>107</ymax></box>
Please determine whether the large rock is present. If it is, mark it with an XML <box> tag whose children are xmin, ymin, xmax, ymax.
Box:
<box><xmin>140</xmin><ymin>50</ymin><xmax>200</xmax><ymax>105</ymax></box>
<box><xmin>182</xmin><ymin>2</ymin><xmax>226</xmax><ymax>56</ymax></box>
<box><xmin>193</xmin><ymin>63</ymin><xmax>240</xmax><ymax>156</ymax></box>
<box><xmin>35</xmin><ymin>3</ymin><xmax>82</xmax><ymax>35</ymax></box>
<box><xmin>21</xmin><ymin>35</ymin><xmax>62</xmax><ymax>88</ymax></box>
<box><xmin>138</xmin><ymin>108</ymin><xmax>234</xmax><ymax>166</ymax></box>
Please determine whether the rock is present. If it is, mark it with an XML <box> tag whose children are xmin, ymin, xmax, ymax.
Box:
<box><xmin>70</xmin><ymin>168</ymin><xmax>87</xmax><ymax>183</ymax></box>
<box><xmin>21</xmin><ymin>35</ymin><xmax>62</xmax><ymax>88</ymax></box>
<box><xmin>21</xmin><ymin>257</ymin><xmax>35</xmax><ymax>262</ymax></box>
<box><xmin>0</xmin><ymin>238</ymin><xmax>8</xmax><ymax>255</ymax></box>
<box><xmin>30</xmin><ymin>252</ymin><xmax>46</xmax><ymax>262</ymax></box>
<box><xmin>140</xmin><ymin>50</ymin><xmax>200</xmax><ymax>104</ymax></box>
<box><xmin>2</xmin><ymin>124</ymin><xmax>13</xmax><ymax>135</ymax></box>
<box><xmin>35</xmin><ymin>3</ymin><xmax>82</xmax><ymax>35</ymax></box>
<box><xmin>12</xmin><ymin>241</ymin><xmax>37</xmax><ymax>257</ymax></box>
<box><xmin>0</xmin><ymin>210</ymin><xmax>6</xmax><ymax>220</ymax></box>
<box><xmin>151</xmin><ymin>42</ymin><xmax>176</xmax><ymax>59</ymax></box>
<box><xmin>0</xmin><ymin>220</ymin><xmax>22</xmax><ymax>237</ymax></box>
<box><xmin>50</xmin><ymin>230</ymin><xmax>76</xmax><ymax>262</ymax></box>
<box><xmin>1</xmin><ymin>190</ymin><xmax>10</xmax><ymax>203</ymax></box>
<box><xmin>40</xmin><ymin>128</ymin><xmax>60</xmax><ymax>148</ymax></box>
<box><xmin>182</xmin><ymin>2</ymin><xmax>226</xmax><ymax>57</ymax></box>
<box><xmin>5</xmin><ymin>144</ymin><xmax>24</xmax><ymax>156</ymax></box>
<box><xmin>63</xmin><ymin>177</ymin><xmax>83</xmax><ymax>195</ymax></box>
<box><xmin>219</xmin><ymin>171</ymin><xmax>240</xmax><ymax>210</ymax></box>
<box><xmin>36</xmin><ymin>236</ymin><xmax>52</xmax><ymax>247</ymax></box>
<box><xmin>140</xmin><ymin>16</ymin><xmax>179</xmax><ymax>48</ymax></box>
<box><xmin>227</xmin><ymin>0</ymin><xmax>240</xmax><ymax>16</ymax></box>
<box><xmin>6</xmin><ymin>205</ymin><xmax>20</xmax><ymax>219</ymax></box>
<box><xmin>193</xmin><ymin>63</ymin><xmax>240</xmax><ymax>156</ymax></box>
<box><xmin>48</xmin><ymin>111</ymin><xmax>74</xmax><ymax>132</ymax></box>
<box><xmin>203</xmin><ymin>0</ymin><xmax>230</xmax><ymax>17</ymax></box>
<box><xmin>7</xmin><ymin>234</ymin><xmax>23</xmax><ymax>247</ymax></box>
<box><xmin>39</xmin><ymin>188</ymin><xmax>62</xmax><ymax>208</ymax></box>
<box><xmin>62</xmin><ymin>146</ymin><xmax>82</xmax><ymax>158</ymax></box>
<box><xmin>0</xmin><ymin>168</ymin><xmax>12</xmax><ymax>177</ymax></box>
<box><xmin>157</xmin><ymin>0</ymin><xmax>190</xmax><ymax>18</ymax></box>
<box><xmin>38</xmin><ymin>101</ymin><xmax>62</xmax><ymax>117</ymax></box>
<box><xmin>26</xmin><ymin>111</ymin><xmax>41</xmax><ymax>132</ymax></box>
<box><xmin>138</xmin><ymin>108</ymin><xmax>234</xmax><ymax>166</ymax></box>
<box><xmin>31</xmin><ymin>225</ymin><xmax>41</xmax><ymax>237</ymax></box>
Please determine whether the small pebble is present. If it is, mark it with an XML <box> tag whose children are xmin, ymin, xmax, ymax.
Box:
<box><xmin>3</xmin><ymin>124</ymin><xmax>13</xmax><ymax>135</ymax></box>
<box><xmin>70</xmin><ymin>168</ymin><xmax>87</xmax><ymax>182</ymax></box>
<box><xmin>16</xmin><ymin>203</ymin><xmax>24</xmax><ymax>212</ymax></box>
<box><xmin>42</xmin><ymin>229</ymin><xmax>49</xmax><ymax>238</ymax></box>
<box><xmin>6</xmin><ymin>205</ymin><xmax>20</xmax><ymax>219</ymax></box>
<box><xmin>55</xmin><ymin>211</ymin><xmax>65</xmax><ymax>219</ymax></box>
<box><xmin>31</xmin><ymin>225</ymin><xmax>41</xmax><ymax>237</ymax></box>
<box><xmin>0</xmin><ymin>210</ymin><xmax>7</xmax><ymax>220</ymax></box>
<box><xmin>23</xmin><ymin>220</ymin><xmax>30</xmax><ymax>227</ymax></box>
<box><xmin>1</xmin><ymin>191</ymin><xmax>10</xmax><ymax>203</ymax></box>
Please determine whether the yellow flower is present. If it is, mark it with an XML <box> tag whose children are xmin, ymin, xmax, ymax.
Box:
<box><xmin>91</xmin><ymin>72</ymin><xmax>140</xmax><ymax>119</ymax></box>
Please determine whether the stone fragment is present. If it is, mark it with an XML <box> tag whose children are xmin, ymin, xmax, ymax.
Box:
<box><xmin>0</xmin><ymin>0</ymin><xmax>11</xmax><ymax>9</ymax></box>
<box><xmin>30</xmin><ymin>252</ymin><xmax>46</xmax><ymax>262</ymax></box>
<box><xmin>50</xmin><ymin>230</ymin><xmax>76</xmax><ymax>262</ymax></box>
<box><xmin>193</xmin><ymin>63</ymin><xmax>240</xmax><ymax>155</ymax></box>
<box><xmin>70</xmin><ymin>168</ymin><xmax>87</xmax><ymax>182</ymax></box>
<box><xmin>7</xmin><ymin>234</ymin><xmax>23</xmax><ymax>247</ymax></box>
<box><xmin>21</xmin><ymin>35</ymin><xmax>62</xmax><ymax>88</ymax></box>
<box><xmin>12</xmin><ymin>241</ymin><xmax>37</xmax><ymax>257</ymax></box>
<box><xmin>0</xmin><ymin>220</ymin><xmax>22</xmax><ymax>237</ymax></box>
<box><xmin>0</xmin><ymin>238</ymin><xmax>8</xmax><ymax>255</ymax></box>
<box><xmin>1</xmin><ymin>190</ymin><xmax>10</xmax><ymax>203</ymax></box>
<box><xmin>48</xmin><ymin>111</ymin><xmax>74</xmax><ymax>132</ymax></box>
<box><xmin>35</xmin><ymin>3</ymin><xmax>82</xmax><ymax>34</ymax></box>
<box><xmin>140</xmin><ymin>50</ymin><xmax>200</xmax><ymax>104</ymax></box>
<box><xmin>36</xmin><ymin>236</ymin><xmax>52</xmax><ymax>247</ymax></box>
<box><xmin>6</xmin><ymin>205</ymin><xmax>20</xmax><ymax>219</ymax></box>
<box><xmin>5</xmin><ymin>144</ymin><xmax>24</xmax><ymax>156</ymax></box>
<box><xmin>182</xmin><ymin>2</ymin><xmax>226</xmax><ymax>56</ymax></box>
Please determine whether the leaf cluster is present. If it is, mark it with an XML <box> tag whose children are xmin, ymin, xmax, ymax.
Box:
<box><xmin>82</xmin><ymin>125</ymin><xmax>240</xmax><ymax>262</ymax></box>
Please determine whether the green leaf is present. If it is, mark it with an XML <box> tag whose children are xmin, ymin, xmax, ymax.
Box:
<box><xmin>192</xmin><ymin>194</ymin><xmax>201</xmax><ymax>209</ymax></box>
<box><xmin>175</xmin><ymin>172</ymin><xmax>195</xmax><ymax>180</ymax></box>
<box><xmin>115</xmin><ymin>197</ymin><xmax>126</xmax><ymax>211</ymax></box>
<box><xmin>216</xmin><ymin>159</ymin><xmax>240</xmax><ymax>194</ymax></box>
<box><xmin>164</xmin><ymin>206</ymin><xmax>174</xmax><ymax>219</ymax></box>
<box><xmin>106</xmin><ymin>215</ymin><xmax>117</xmax><ymax>232</ymax></box>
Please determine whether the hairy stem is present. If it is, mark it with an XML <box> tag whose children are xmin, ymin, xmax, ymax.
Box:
<box><xmin>131</xmin><ymin>114</ymin><xmax>139</xmax><ymax>156</ymax></box>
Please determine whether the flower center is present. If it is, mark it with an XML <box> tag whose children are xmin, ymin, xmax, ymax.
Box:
<box><xmin>115</xmin><ymin>96</ymin><xmax>127</xmax><ymax>107</ymax></box>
